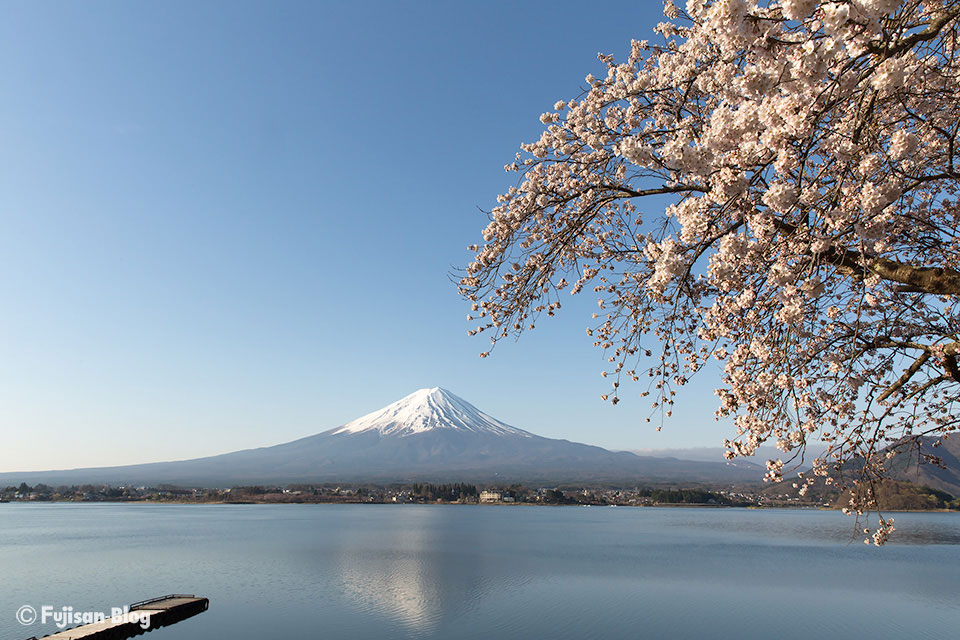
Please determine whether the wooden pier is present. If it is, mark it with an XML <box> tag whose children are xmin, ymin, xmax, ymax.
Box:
<box><xmin>28</xmin><ymin>594</ymin><xmax>208</xmax><ymax>640</ymax></box>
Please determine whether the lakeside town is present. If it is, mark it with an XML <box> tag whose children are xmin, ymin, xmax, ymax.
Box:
<box><xmin>3</xmin><ymin>480</ymin><xmax>958</xmax><ymax>510</ymax></box>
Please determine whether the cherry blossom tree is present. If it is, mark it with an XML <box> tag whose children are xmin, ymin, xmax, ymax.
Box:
<box><xmin>460</xmin><ymin>0</ymin><xmax>960</xmax><ymax>543</ymax></box>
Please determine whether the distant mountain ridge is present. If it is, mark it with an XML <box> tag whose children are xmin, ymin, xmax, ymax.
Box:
<box><xmin>630</xmin><ymin>445</ymin><xmax>828</xmax><ymax>468</ymax></box>
<box><xmin>0</xmin><ymin>388</ymin><xmax>763</xmax><ymax>487</ymax></box>
<box><xmin>885</xmin><ymin>435</ymin><xmax>960</xmax><ymax>496</ymax></box>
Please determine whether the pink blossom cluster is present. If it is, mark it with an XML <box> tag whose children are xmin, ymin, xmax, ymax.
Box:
<box><xmin>461</xmin><ymin>0</ymin><xmax>960</xmax><ymax>543</ymax></box>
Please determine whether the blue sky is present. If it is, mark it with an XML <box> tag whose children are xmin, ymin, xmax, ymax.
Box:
<box><xmin>0</xmin><ymin>1</ymin><xmax>733</xmax><ymax>472</ymax></box>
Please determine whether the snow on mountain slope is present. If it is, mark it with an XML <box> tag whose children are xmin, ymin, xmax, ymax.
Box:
<box><xmin>332</xmin><ymin>387</ymin><xmax>532</xmax><ymax>438</ymax></box>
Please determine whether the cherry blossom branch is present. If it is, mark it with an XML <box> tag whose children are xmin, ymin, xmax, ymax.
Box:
<box><xmin>866</xmin><ymin>6</ymin><xmax>960</xmax><ymax>57</ymax></box>
<box><xmin>876</xmin><ymin>351</ymin><xmax>931</xmax><ymax>402</ymax></box>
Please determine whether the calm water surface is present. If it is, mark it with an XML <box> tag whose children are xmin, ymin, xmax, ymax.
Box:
<box><xmin>1</xmin><ymin>504</ymin><xmax>958</xmax><ymax>640</ymax></box>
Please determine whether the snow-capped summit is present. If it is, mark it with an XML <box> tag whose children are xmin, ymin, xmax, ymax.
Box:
<box><xmin>332</xmin><ymin>387</ymin><xmax>532</xmax><ymax>437</ymax></box>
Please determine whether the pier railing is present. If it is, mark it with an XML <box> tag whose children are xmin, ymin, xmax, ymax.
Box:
<box><xmin>129</xmin><ymin>594</ymin><xmax>198</xmax><ymax>609</ymax></box>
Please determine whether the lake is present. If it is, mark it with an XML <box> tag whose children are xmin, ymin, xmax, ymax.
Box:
<box><xmin>1</xmin><ymin>504</ymin><xmax>958</xmax><ymax>640</ymax></box>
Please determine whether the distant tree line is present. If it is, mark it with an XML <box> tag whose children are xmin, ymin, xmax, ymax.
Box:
<box><xmin>636</xmin><ymin>488</ymin><xmax>728</xmax><ymax>505</ymax></box>
<box><xmin>2</xmin><ymin>483</ymin><xmax>134</xmax><ymax>500</ymax></box>
<box><xmin>4</xmin><ymin>480</ymin><xmax>957</xmax><ymax>510</ymax></box>
<box><xmin>410</xmin><ymin>483</ymin><xmax>478</xmax><ymax>501</ymax></box>
<box><xmin>834</xmin><ymin>480</ymin><xmax>959</xmax><ymax>511</ymax></box>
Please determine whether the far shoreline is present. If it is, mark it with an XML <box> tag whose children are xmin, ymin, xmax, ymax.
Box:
<box><xmin>2</xmin><ymin>500</ymin><xmax>957</xmax><ymax>514</ymax></box>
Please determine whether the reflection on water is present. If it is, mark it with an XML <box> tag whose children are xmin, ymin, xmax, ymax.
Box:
<box><xmin>1</xmin><ymin>505</ymin><xmax>958</xmax><ymax>640</ymax></box>
<box><xmin>336</xmin><ymin>510</ymin><xmax>448</xmax><ymax>630</ymax></box>
<box><xmin>334</xmin><ymin>507</ymin><xmax>528</xmax><ymax>632</ymax></box>
<box><xmin>340</xmin><ymin>547</ymin><xmax>440</xmax><ymax>629</ymax></box>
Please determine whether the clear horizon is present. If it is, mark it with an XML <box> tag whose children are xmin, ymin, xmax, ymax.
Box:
<box><xmin>0</xmin><ymin>2</ymin><xmax>735</xmax><ymax>473</ymax></box>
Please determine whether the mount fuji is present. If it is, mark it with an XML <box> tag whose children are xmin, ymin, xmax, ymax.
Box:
<box><xmin>0</xmin><ymin>388</ymin><xmax>763</xmax><ymax>487</ymax></box>
<box><xmin>332</xmin><ymin>387</ymin><xmax>533</xmax><ymax>438</ymax></box>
